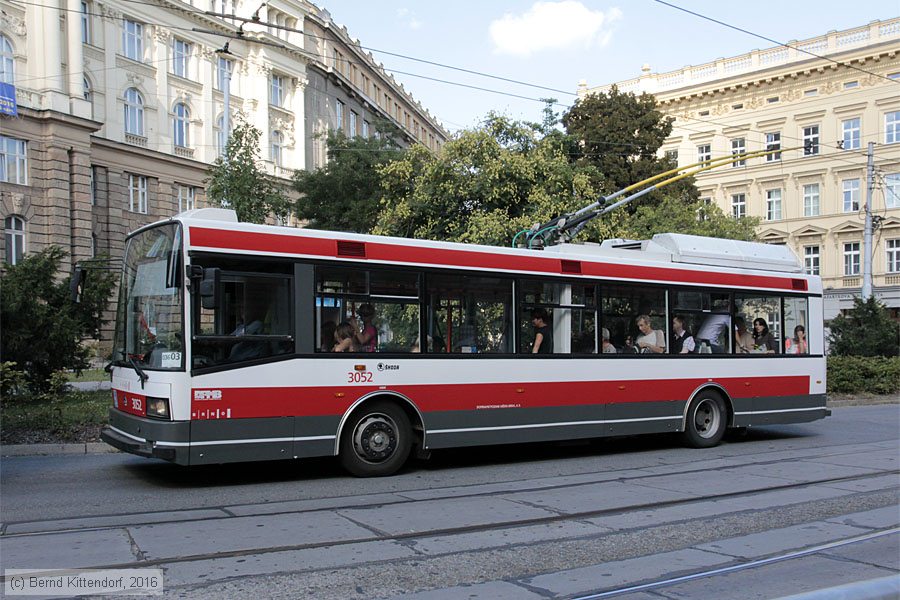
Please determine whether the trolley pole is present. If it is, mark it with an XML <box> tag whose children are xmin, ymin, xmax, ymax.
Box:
<box><xmin>862</xmin><ymin>142</ymin><xmax>874</xmax><ymax>300</ymax></box>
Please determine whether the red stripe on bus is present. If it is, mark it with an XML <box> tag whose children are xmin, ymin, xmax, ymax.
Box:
<box><xmin>188</xmin><ymin>227</ymin><xmax>806</xmax><ymax>291</ymax></box>
<box><xmin>190</xmin><ymin>376</ymin><xmax>809</xmax><ymax>420</ymax></box>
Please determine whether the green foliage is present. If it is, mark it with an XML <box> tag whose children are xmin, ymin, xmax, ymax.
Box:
<box><xmin>206</xmin><ymin>120</ymin><xmax>290</xmax><ymax>224</ymax></box>
<box><xmin>562</xmin><ymin>86</ymin><xmax>694</xmax><ymax>205</ymax></box>
<box><xmin>827</xmin><ymin>356</ymin><xmax>900</xmax><ymax>395</ymax></box>
<box><xmin>827</xmin><ymin>296</ymin><xmax>900</xmax><ymax>357</ymax></box>
<box><xmin>293</xmin><ymin>126</ymin><xmax>404</xmax><ymax>232</ymax></box>
<box><xmin>0</xmin><ymin>247</ymin><xmax>117</xmax><ymax>392</ymax></box>
<box><xmin>617</xmin><ymin>195</ymin><xmax>760</xmax><ymax>241</ymax></box>
<box><xmin>375</xmin><ymin>113</ymin><xmax>600</xmax><ymax>245</ymax></box>
<box><xmin>1</xmin><ymin>362</ymin><xmax>26</xmax><ymax>397</ymax></box>
<box><xmin>0</xmin><ymin>389</ymin><xmax>109</xmax><ymax>444</ymax></box>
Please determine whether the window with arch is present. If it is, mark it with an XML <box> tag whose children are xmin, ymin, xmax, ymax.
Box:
<box><xmin>0</xmin><ymin>35</ymin><xmax>14</xmax><ymax>84</ymax></box>
<box><xmin>270</xmin><ymin>130</ymin><xmax>283</xmax><ymax>167</ymax></box>
<box><xmin>124</xmin><ymin>88</ymin><xmax>144</xmax><ymax>136</ymax></box>
<box><xmin>83</xmin><ymin>77</ymin><xmax>92</xmax><ymax>102</ymax></box>
<box><xmin>173</xmin><ymin>102</ymin><xmax>190</xmax><ymax>147</ymax></box>
<box><xmin>4</xmin><ymin>215</ymin><xmax>25</xmax><ymax>265</ymax></box>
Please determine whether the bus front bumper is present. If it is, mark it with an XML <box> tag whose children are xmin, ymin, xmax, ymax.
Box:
<box><xmin>102</xmin><ymin>409</ymin><xmax>191</xmax><ymax>464</ymax></box>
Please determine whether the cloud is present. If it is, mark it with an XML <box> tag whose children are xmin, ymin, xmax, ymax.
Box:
<box><xmin>396</xmin><ymin>8</ymin><xmax>423</xmax><ymax>30</ymax></box>
<box><xmin>489</xmin><ymin>2</ymin><xmax>622</xmax><ymax>57</ymax></box>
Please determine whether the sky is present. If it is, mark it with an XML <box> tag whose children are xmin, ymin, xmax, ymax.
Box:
<box><xmin>322</xmin><ymin>1</ymin><xmax>898</xmax><ymax>133</ymax></box>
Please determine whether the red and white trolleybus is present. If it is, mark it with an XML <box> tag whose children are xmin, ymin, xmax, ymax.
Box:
<box><xmin>100</xmin><ymin>208</ymin><xmax>827</xmax><ymax>476</ymax></box>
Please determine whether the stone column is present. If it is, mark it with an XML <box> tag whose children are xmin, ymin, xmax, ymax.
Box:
<box><xmin>66</xmin><ymin>0</ymin><xmax>91</xmax><ymax>118</ymax></box>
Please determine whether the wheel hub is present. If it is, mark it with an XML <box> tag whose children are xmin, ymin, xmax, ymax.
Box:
<box><xmin>353</xmin><ymin>415</ymin><xmax>397</xmax><ymax>462</ymax></box>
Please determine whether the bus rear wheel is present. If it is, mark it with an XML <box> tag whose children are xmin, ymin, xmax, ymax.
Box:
<box><xmin>682</xmin><ymin>392</ymin><xmax>727</xmax><ymax>448</ymax></box>
<box><xmin>340</xmin><ymin>401</ymin><xmax>412</xmax><ymax>477</ymax></box>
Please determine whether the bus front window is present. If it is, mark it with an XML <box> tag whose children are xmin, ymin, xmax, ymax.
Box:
<box><xmin>113</xmin><ymin>223</ymin><xmax>184</xmax><ymax>370</ymax></box>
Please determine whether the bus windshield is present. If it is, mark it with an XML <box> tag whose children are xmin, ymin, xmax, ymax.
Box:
<box><xmin>112</xmin><ymin>223</ymin><xmax>184</xmax><ymax>370</ymax></box>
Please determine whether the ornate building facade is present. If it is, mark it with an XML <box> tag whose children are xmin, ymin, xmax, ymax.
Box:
<box><xmin>580</xmin><ymin>19</ymin><xmax>900</xmax><ymax>319</ymax></box>
<box><xmin>0</xmin><ymin>0</ymin><xmax>447</xmax><ymax>274</ymax></box>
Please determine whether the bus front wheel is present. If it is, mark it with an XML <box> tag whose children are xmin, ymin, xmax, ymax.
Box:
<box><xmin>682</xmin><ymin>392</ymin><xmax>727</xmax><ymax>448</ymax></box>
<box><xmin>340</xmin><ymin>401</ymin><xmax>412</xmax><ymax>477</ymax></box>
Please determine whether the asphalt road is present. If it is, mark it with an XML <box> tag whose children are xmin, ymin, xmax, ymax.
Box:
<box><xmin>1</xmin><ymin>405</ymin><xmax>898</xmax><ymax>599</ymax></box>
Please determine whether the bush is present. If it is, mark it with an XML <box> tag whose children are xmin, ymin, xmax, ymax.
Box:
<box><xmin>827</xmin><ymin>297</ymin><xmax>900</xmax><ymax>357</ymax></box>
<box><xmin>0</xmin><ymin>247</ymin><xmax>116</xmax><ymax>392</ymax></box>
<box><xmin>827</xmin><ymin>356</ymin><xmax>900</xmax><ymax>395</ymax></box>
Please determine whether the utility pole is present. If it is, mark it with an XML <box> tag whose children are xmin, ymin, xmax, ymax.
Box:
<box><xmin>862</xmin><ymin>141</ymin><xmax>874</xmax><ymax>300</ymax></box>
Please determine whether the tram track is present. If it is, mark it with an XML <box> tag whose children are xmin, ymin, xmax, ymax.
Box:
<box><xmin>0</xmin><ymin>468</ymin><xmax>896</xmax><ymax>578</ymax></box>
<box><xmin>1</xmin><ymin>438</ymin><xmax>896</xmax><ymax>538</ymax></box>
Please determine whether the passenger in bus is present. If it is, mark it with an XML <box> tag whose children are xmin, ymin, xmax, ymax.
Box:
<box><xmin>636</xmin><ymin>315</ymin><xmax>665</xmax><ymax>354</ymax></box>
<box><xmin>671</xmin><ymin>315</ymin><xmax>695</xmax><ymax>354</ymax></box>
<box><xmin>786</xmin><ymin>325</ymin><xmax>808</xmax><ymax>354</ymax></box>
<box><xmin>530</xmin><ymin>308</ymin><xmax>552</xmax><ymax>354</ymax></box>
<box><xmin>734</xmin><ymin>316</ymin><xmax>754</xmax><ymax>354</ymax></box>
<box><xmin>623</xmin><ymin>335</ymin><xmax>638</xmax><ymax>354</ymax></box>
<box><xmin>320</xmin><ymin>320</ymin><xmax>336</xmax><ymax>352</ymax></box>
<box><xmin>696</xmin><ymin>313</ymin><xmax>730</xmax><ymax>353</ymax></box>
<box><xmin>751</xmin><ymin>318</ymin><xmax>779</xmax><ymax>353</ymax></box>
<box><xmin>352</xmin><ymin>303</ymin><xmax>377</xmax><ymax>352</ymax></box>
<box><xmin>601</xmin><ymin>328</ymin><xmax>617</xmax><ymax>354</ymax></box>
<box><xmin>333</xmin><ymin>321</ymin><xmax>359</xmax><ymax>352</ymax></box>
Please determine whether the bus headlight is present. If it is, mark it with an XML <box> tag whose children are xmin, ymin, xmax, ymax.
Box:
<box><xmin>146</xmin><ymin>397</ymin><xmax>170</xmax><ymax>420</ymax></box>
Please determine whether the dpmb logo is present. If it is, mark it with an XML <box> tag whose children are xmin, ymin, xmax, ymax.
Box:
<box><xmin>377</xmin><ymin>363</ymin><xmax>399</xmax><ymax>371</ymax></box>
<box><xmin>194</xmin><ymin>390</ymin><xmax>223</xmax><ymax>401</ymax></box>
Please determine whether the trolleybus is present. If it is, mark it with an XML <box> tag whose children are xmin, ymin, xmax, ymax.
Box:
<box><xmin>100</xmin><ymin>208</ymin><xmax>827</xmax><ymax>476</ymax></box>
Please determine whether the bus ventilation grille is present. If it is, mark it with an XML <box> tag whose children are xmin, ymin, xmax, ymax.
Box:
<box><xmin>791</xmin><ymin>278</ymin><xmax>807</xmax><ymax>291</ymax></box>
<box><xmin>337</xmin><ymin>241</ymin><xmax>367</xmax><ymax>258</ymax></box>
<box><xmin>560</xmin><ymin>260</ymin><xmax>582</xmax><ymax>274</ymax></box>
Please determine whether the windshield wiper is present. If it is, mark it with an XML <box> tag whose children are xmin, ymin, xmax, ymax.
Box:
<box><xmin>129</xmin><ymin>356</ymin><xmax>149</xmax><ymax>389</ymax></box>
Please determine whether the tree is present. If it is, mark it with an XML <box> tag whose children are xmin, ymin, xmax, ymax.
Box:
<box><xmin>562</xmin><ymin>86</ymin><xmax>696</xmax><ymax>206</ymax></box>
<box><xmin>374</xmin><ymin>113</ymin><xmax>600</xmax><ymax>246</ymax></box>
<box><xmin>618</xmin><ymin>195</ymin><xmax>760</xmax><ymax>241</ymax></box>
<box><xmin>0</xmin><ymin>247</ymin><xmax>117</xmax><ymax>392</ymax></box>
<box><xmin>293</xmin><ymin>123</ymin><xmax>404</xmax><ymax>233</ymax></box>
<box><xmin>827</xmin><ymin>296</ymin><xmax>900</xmax><ymax>357</ymax></box>
<box><xmin>206</xmin><ymin>120</ymin><xmax>290</xmax><ymax>224</ymax></box>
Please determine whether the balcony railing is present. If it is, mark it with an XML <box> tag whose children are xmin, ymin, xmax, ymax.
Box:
<box><xmin>174</xmin><ymin>146</ymin><xmax>195</xmax><ymax>158</ymax></box>
<box><xmin>124</xmin><ymin>133</ymin><xmax>148</xmax><ymax>147</ymax></box>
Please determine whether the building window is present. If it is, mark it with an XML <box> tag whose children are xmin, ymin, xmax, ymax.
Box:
<box><xmin>215</xmin><ymin>114</ymin><xmax>228</xmax><ymax>157</ymax></box>
<box><xmin>843</xmin><ymin>242</ymin><xmax>860</xmax><ymax>276</ymax></box>
<box><xmin>886</xmin><ymin>111</ymin><xmax>900</xmax><ymax>145</ymax></box>
<box><xmin>335</xmin><ymin>99</ymin><xmax>344</xmax><ymax>130</ymax></box>
<box><xmin>172</xmin><ymin>39</ymin><xmax>191</xmax><ymax>78</ymax></box>
<box><xmin>802</xmin><ymin>125</ymin><xmax>819</xmax><ymax>156</ymax></box>
<box><xmin>766</xmin><ymin>189</ymin><xmax>782</xmax><ymax>221</ymax></box>
<box><xmin>731</xmin><ymin>138</ymin><xmax>745</xmax><ymax>167</ymax></box>
<box><xmin>122</xmin><ymin>19</ymin><xmax>143</xmax><ymax>61</ymax></box>
<box><xmin>765</xmin><ymin>132</ymin><xmax>781</xmax><ymax>162</ymax></box>
<box><xmin>362</xmin><ymin>120</ymin><xmax>370</xmax><ymax>138</ymax></box>
<box><xmin>843</xmin><ymin>80</ymin><xmax>859</xmax><ymax>90</ymax></box>
<box><xmin>4</xmin><ymin>215</ymin><xmax>24</xmax><ymax>265</ymax></box>
<box><xmin>177</xmin><ymin>185</ymin><xmax>195</xmax><ymax>212</ymax></box>
<box><xmin>697</xmin><ymin>144</ymin><xmax>711</xmax><ymax>165</ymax></box>
<box><xmin>887</xmin><ymin>239</ymin><xmax>900</xmax><ymax>274</ymax></box>
<box><xmin>81</xmin><ymin>2</ymin><xmax>91</xmax><ymax>44</ymax></box>
<box><xmin>90</xmin><ymin>165</ymin><xmax>97</xmax><ymax>205</ymax></box>
<box><xmin>886</xmin><ymin>173</ymin><xmax>899</xmax><ymax>209</ymax></box>
<box><xmin>767</xmin><ymin>96</ymin><xmax>779</xmax><ymax>104</ymax></box>
<box><xmin>664</xmin><ymin>149</ymin><xmax>678</xmax><ymax>163</ymax></box>
<box><xmin>349</xmin><ymin>111</ymin><xmax>358</xmax><ymax>137</ymax></box>
<box><xmin>842</xmin><ymin>118</ymin><xmax>860</xmax><ymax>150</ymax></box>
<box><xmin>804</xmin><ymin>88</ymin><xmax>818</xmax><ymax>97</ymax></box>
<box><xmin>803</xmin><ymin>246</ymin><xmax>820</xmax><ymax>276</ymax></box>
<box><xmin>842</xmin><ymin>178</ymin><xmax>860</xmax><ymax>212</ymax></box>
<box><xmin>270</xmin><ymin>130</ymin><xmax>283</xmax><ymax>167</ymax></box>
<box><xmin>173</xmin><ymin>102</ymin><xmax>190</xmax><ymax>148</ymax></box>
<box><xmin>83</xmin><ymin>77</ymin><xmax>91</xmax><ymax>103</ymax></box>
<box><xmin>215</xmin><ymin>57</ymin><xmax>233</xmax><ymax>91</ymax></box>
<box><xmin>731</xmin><ymin>193</ymin><xmax>746</xmax><ymax>219</ymax></box>
<box><xmin>128</xmin><ymin>174</ymin><xmax>148</xmax><ymax>214</ymax></box>
<box><xmin>802</xmin><ymin>183</ymin><xmax>820</xmax><ymax>217</ymax></box>
<box><xmin>0</xmin><ymin>35</ymin><xmax>13</xmax><ymax>84</ymax></box>
<box><xmin>123</xmin><ymin>88</ymin><xmax>144</xmax><ymax>136</ymax></box>
<box><xmin>270</xmin><ymin>74</ymin><xmax>284</xmax><ymax>107</ymax></box>
<box><xmin>91</xmin><ymin>234</ymin><xmax>97</xmax><ymax>258</ymax></box>
<box><xmin>0</xmin><ymin>136</ymin><xmax>27</xmax><ymax>184</ymax></box>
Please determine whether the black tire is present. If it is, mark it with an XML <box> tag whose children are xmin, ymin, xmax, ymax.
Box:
<box><xmin>682</xmin><ymin>392</ymin><xmax>727</xmax><ymax>448</ymax></box>
<box><xmin>339</xmin><ymin>401</ymin><xmax>412</xmax><ymax>477</ymax></box>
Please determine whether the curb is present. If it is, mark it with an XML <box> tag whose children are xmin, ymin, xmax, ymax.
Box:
<box><xmin>1</xmin><ymin>443</ymin><xmax>119</xmax><ymax>457</ymax></box>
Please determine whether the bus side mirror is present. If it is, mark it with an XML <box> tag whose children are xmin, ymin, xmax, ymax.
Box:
<box><xmin>70</xmin><ymin>267</ymin><xmax>87</xmax><ymax>303</ymax></box>
<box><xmin>200</xmin><ymin>268</ymin><xmax>220</xmax><ymax>310</ymax></box>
